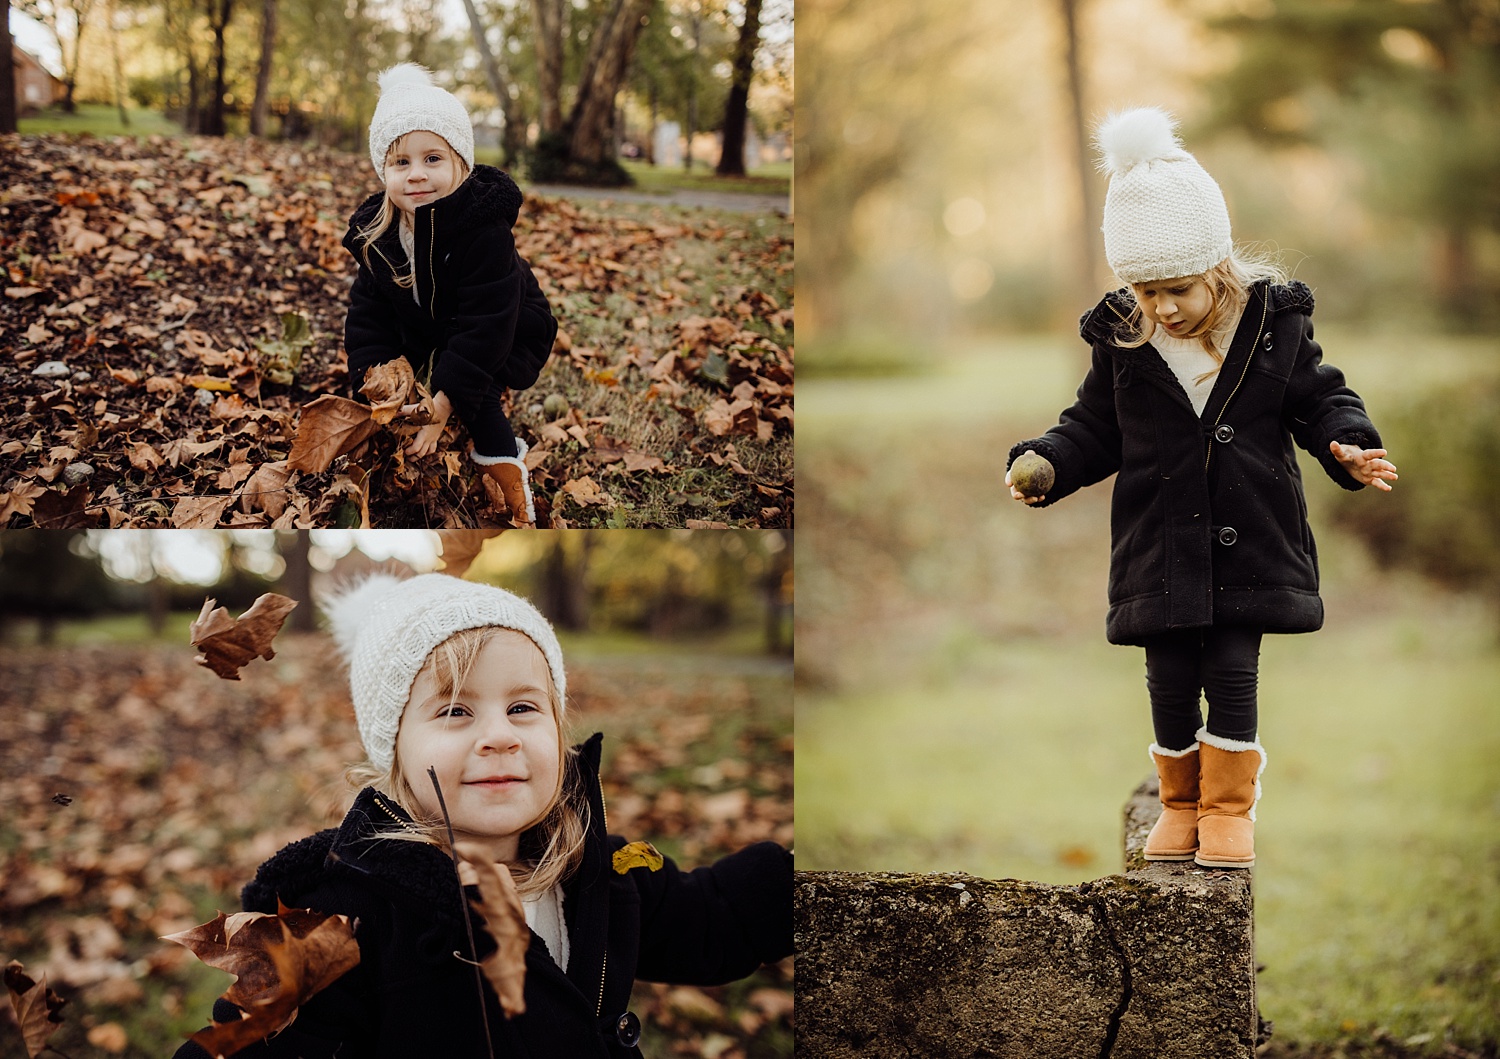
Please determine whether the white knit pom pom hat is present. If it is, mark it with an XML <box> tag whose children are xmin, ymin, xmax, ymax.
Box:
<box><xmin>322</xmin><ymin>572</ymin><xmax>566</xmax><ymax>772</ymax></box>
<box><xmin>1096</xmin><ymin>106</ymin><xmax>1233</xmax><ymax>283</ymax></box>
<box><xmin>368</xmin><ymin>63</ymin><xmax>476</xmax><ymax>177</ymax></box>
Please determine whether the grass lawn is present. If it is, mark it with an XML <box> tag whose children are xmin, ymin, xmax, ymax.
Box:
<box><xmin>797</xmin><ymin>326</ymin><xmax>1500</xmax><ymax>1054</ymax></box>
<box><xmin>18</xmin><ymin>103</ymin><xmax>186</xmax><ymax>137</ymax></box>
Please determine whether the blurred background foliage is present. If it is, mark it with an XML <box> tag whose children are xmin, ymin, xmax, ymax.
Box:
<box><xmin>0</xmin><ymin>529</ymin><xmax>792</xmax><ymax>654</ymax></box>
<box><xmin>797</xmin><ymin>0</ymin><xmax>1500</xmax><ymax>1053</ymax></box>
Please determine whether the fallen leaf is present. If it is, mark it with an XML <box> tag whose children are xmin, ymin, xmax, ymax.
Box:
<box><xmin>287</xmin><ymin>394</ymin><xmax>380</xmax><ymax>474</ymax></box>
<box><xmin>3</xmin><ymin>961</ymin><xmax>67</xmax><ymax>1059</ymax></box>
<box><xmin>454</xmin><ymin>844</ymin><xmax>528</xmax><ymax>1017</ymax></box>
<box><xmin>436</xmin><ymin>529</ymin><xmax>506</xmax><ymax>578</ymax></box>
<box><xmin>162</xmin><ymin>902</ymin><xmax>360</xmax><ymax>1058</ymax></box>
<box><xmin>185</xmin><ymin>374</ymin><xmax>235</xmax><ymax>392</ymax></box>
<box><xmin>240</xmin><ymin>461</ymin><xmax>294</xmax><ymax>520</ymax></box>
<box><xmin>5</xmin><ymin>286</ymin><xmax>46</xmax><ymax>299</ymax></box>
<box><xmin>87</xmin><ymin>1021</ymin><xmax>129</xmax><ymax>1053</ymax></box>
<box><xmin>190</xmin><ymin>593</ymin><xmax>298</xmax><ymax>679</ymax></box>
<box><xmin>560</xmin><ymin>477</ymin><xmax>612</xmax><ymax>507</ymax></box>
<box><xmin>359</xmin><ymin>356</ymin><xmax>414</xmax><ymax>425</ymax></box>
<box><xmin>685</xmin><ymin>519</ymin><xmax>730</xmax><ymax>529</ymax></box>
<box><xmin>171</xmin><ymin>494</ymin><xmax>234</xmax><ymax>529</ymax></box>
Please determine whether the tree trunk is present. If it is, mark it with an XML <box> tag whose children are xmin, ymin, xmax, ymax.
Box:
<box><xmin>715</xmin><ymin>0</ymin><xmax>762</xmax><ymax>176</ymax></box>
<box><xmin>109</xmin><ymin>0</ymin><xmax>129</xmax><ymax>127</ymax></box>
<box><xmin>530</xmin><ymin>0</ymin><xmax>564</xmax><ymax>135</ymax></box>
<box><xmin>541</xmin><ymin>536</ymin><xmax>588</xmax><ymax>631</ymax></box>
<box><xmin>0</xmin><ymin>0</ymin><xmax>16</xmax><ymax>132</ymax></box>
<box><xmin>500</xmin><ymin>85</ymin><xmax>527</xmax><ymax>164</ymax></box>
<box><xmin>1058</xmin><ymin>0</ymin><xmax>1099</xmax><ymax>306</ymax></box>
<box><xmin>459</xmin><ymin>0</ymin><xmax>508</xmax><ymax>116</ymax></box>
<box><xmin>249</xmin><ymin>0</ymin><xmax>275</xmax><ymax>136</ymax></box>
<box><xmin>62</xmin><ymin>0</ymin><xmax>92</xmax><ymax>114</ymax></box>
<box><xmin>684</xmin><ymin>7</ymin><xmax>699</xmax><ymax>171</ymax></box>
<box><xmin>565</xmin><ymin>0</ymin><xmax>649</xmax><ymax>168</ymax></box>
<box><xmin>205</xmin><ymin>0</ymin><xmax>233</xmax><ymax>136</ymax></box>
<box><xmin>276</xmin><ymin>530</ymin><xmax>317</xmax><ymax>632</ymax></box>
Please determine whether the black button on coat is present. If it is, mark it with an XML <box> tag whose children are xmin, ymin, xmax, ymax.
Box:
<box><xmin>341</xmin><ymin>165</ymin><xmax>559</xmax><ymax>426</ymax></box>
<box><xmin>171</xmin><ymin>734</ymin><xmax>793</xmax><ymax>1058</ymax></box>
<box><xmin>1007</xmin><ymin>281</ymin><xmax>1381</xmax><ymax>646</ymax></box>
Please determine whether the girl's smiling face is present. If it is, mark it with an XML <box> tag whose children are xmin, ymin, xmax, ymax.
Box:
<box><xmin>384</xmin><ymin>130</ymin><xmax>461</xmax><ymax>215</ymax></box>
<box><xmin>395</xmin><ymin>629</ymin><xmax>561</xmax><ymax>863</ymax></box>
<box><xmin>1134</xmin><ymin>275</ymin><xmax>1214</xmax><ymax>337</ymax></box>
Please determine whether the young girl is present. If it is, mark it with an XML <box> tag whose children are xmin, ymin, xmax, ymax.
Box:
<box><xmin>174</xmin><ymin>572</ymin><xmax>792</xmax><ymax>1056</ymax></box>
<box><xmin>342</xmin><ymin>64</ymin><xmax>559</xmax><ymax>527</ymax></box>
<box><xmin>1004</xmin><ymin>107</ymin><xmax>1397</xmax><ymax>870</ymax></box>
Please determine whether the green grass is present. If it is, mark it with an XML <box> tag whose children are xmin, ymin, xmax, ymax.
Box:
<box><xmin>18</xmin><ymin>103</ymin><xmax>186</xmax><ymax>137</ymax></box>
<box><xmin>620</xmin><ymin>159</ymin><xmax>790</xmax><ymax>198</ymax></box>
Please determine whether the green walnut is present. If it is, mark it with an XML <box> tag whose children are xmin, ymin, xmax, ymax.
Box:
<box><xmin>1010</xmin><ymin>451</ymin><xmax>1055</xmax><ymax>498</ymax></box>
<box><xmin>542</xmin><ymin>393</ymin><xmax>570</xmax><ymax>417</ymax></box>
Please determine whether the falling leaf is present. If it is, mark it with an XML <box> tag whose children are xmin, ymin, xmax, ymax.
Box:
<box><xmin>436</xmin><ymin>529</ymin><xmax>506</xmax><ymax>578</ymax></box>
<box><xmin>287</xmin><ymin>395</ymin><xmax>380</xmax><ymax>474</ymax></box>
<box><xmin>611</xmin><ymin>840</ymin><xmax>664</xmax><ymax>874</ymax></box>
<box><xmin>87</xmin><ymin>1022</ymin><xmax>129</xmax><ymax>1053</ymax></box>
<box><xmin>3</xmin><ymin>961</ymin><xmax>67</xmax><ymax>1059</ymax></box>
<box><xmin>454</xmin><ymin>844</ymin><xmax>528</xmax><ymax>1017</ymax></box>
<box><xmin>162</xmin><ymin>902</ymin><xmax>360</xmax><ymax>1058</ymax></box>
<box><xmin>190</xmin><ymin>593</ymin><xmax>298</xmax><ymax>680</ymax></box>
<box><xmin>360</xmin><ymin>356</ymin><xmax>415</xmax><ymax>424</ymax></box>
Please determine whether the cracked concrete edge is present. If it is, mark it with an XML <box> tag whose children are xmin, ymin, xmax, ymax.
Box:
<box><xmin>794</xmin><ymin>779</ymin><xmax>1259</xmax><ymax>1059</ymax></box>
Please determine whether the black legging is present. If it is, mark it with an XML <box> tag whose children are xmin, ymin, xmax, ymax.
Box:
<box><xmin>1142</xmin><ymin>626</ymin><xmax>1263</xmax><ymax>750</ymax></box>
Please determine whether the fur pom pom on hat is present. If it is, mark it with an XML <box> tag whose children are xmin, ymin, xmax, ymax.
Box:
<box><xmin>367</xmin><ymin>63</ymin><xmax>476</xmax><ymax>177</ymax></box>
<box><xmin>1095</xmin><ymin>106</ymin><xmax>1232</xmax><ymax>283</ymax></box>
<box><xmin>322</xmin><ymin>571</ymin><xmax>566</xmax><ymax>772</ymax></box>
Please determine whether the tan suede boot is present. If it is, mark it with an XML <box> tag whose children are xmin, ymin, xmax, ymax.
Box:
<box><xmin>1144</xmin><ymin>743</ymin><xmax>1200</xmax><ymax>861</ymax></box>
<box><xmin>476</xmin><ymin>440</ymin><xmax>535</xmax><ymax>528</ymax></box>
<box><xmin>1195</xmin><ymin>729</ymin><xmax>1266</xmax><ymax>869</ymax></box>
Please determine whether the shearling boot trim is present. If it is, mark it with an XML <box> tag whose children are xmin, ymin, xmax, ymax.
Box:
<box><xmin>1148</xmin><ymin>741</ymin><xmax>1200</xmax><ymax>760</ymax></box>
<box><xmin>471</xmin><ymin>436</ymin><xmax>529</xmax><ymax>466</ymax></box>
<box><xmin>474</xmin><ymin>439</ymin><xmax>535</xmax><ymax>523</ymax></box>
<box><xmin>1196</xmin><ymin>726</ymin><xmax>1266</xmax><ymax>822</ymax></box>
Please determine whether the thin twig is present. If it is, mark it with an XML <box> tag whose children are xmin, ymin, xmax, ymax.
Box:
<box><xmin>427</xmin><ymin>765</ymin><xmax>497</xmax><ymax>1055</ymax></box>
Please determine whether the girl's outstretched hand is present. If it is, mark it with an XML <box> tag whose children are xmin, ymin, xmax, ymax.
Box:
<box><xmin>1330</xmin><ymin>441</ymin><xmax>1399</xmax><ymax>491</ymax></box>
<box><xmin>403</xmin><ymin>390</ymin><xmax>453</xmax><ymax>458</ymax></box>
<box><xmin>1003</xmin><ymin>468</ymin><xmax>1045</xmax><ymax>505</ymax></box>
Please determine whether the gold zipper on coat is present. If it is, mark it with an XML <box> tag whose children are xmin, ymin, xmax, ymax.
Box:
<box><xmin>426</xmin><ymin>210</ymin><xmax>438</xmax><ymax>318</ymax></box>
<box><xmin>1204</xmin><ymin>289</ymin><xmax>1271</xmax><ymax>474</ymax></box>
<box><xmin>596</xmin><ymin>783</ymin><xmax>610</xmax><ymax>1017</ymax></box>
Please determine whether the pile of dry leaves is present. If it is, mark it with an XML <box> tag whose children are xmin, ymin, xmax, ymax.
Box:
<box><xmin>0</xmin><ymin>134</ymin><xmax>793</xmax><ymax>528</ymax></box>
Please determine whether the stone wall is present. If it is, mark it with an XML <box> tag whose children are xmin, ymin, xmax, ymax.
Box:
<box><xmin>795</xmin><ymin>779</ymin><xmax>1259</xmax><ymax>1059</ymax></box>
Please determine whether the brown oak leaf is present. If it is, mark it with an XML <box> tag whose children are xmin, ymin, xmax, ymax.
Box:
<box><xmin>3</xmin><ymin>960</ymin><xmax>68</xmax><ymax>1059</ymax></box>
<box><xmin>162</xmin><ymin>902</ymin><xmax>360</xmax><ymax>1058</ymax></box>
<box><xmin>190</xmin><ymin>592</ymin><xmax>298</xmax><ymax>679</ymax></box>
<box><xmin>454</xmin><ymin>844</ymin><xmax>528</xmax><ymax>1017</ymax></box>
<box><xmin>240</xmin><ymin>460</ymin><xmax>294</xmax><ymax>520</ymax></box>
<box><xmin>360</xmin><ymin>356</ymin><xmax>415</xmax><ymax>425</ymax></box>
<box><xmin>287</xmin><ymin>394</ymin><xmax>380</xmax><ymax>473</ymax></box>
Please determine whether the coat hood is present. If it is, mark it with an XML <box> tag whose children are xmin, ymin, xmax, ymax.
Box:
<box><xmin>343</xmin><ymin>164</ymin><xmax>525</xmax><ymax>253</ymax></box>
<box><xmin>1079</xmin><ymin>279</ymin><xmax>1315</xmax><ymax>346</ymax></box>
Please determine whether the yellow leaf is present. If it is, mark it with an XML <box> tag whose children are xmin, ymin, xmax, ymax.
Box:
<box><xmin>612</xmin><ymin>840</ymin><xmax>664</xmax><ymax>874</ymax></box>
<box><xmin>185</xmin><ymin>375</ymin><xmax>234</xmax><ymax>392</ymax></box>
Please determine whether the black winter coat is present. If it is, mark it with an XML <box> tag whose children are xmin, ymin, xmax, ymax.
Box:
<box><xmin>1008</xmin><ymin>280</ymin><xmax>1381</xmax><ymax>646</ymax></box>
<box><xmin>342</xmin><ymin>166</ymin><xmax>558</xmax><ymax>426</ymax></box>
<box><xmin>172</xmin><ymin>734</ymin><xmax>792</xmax><ymax>1059</ymax></box>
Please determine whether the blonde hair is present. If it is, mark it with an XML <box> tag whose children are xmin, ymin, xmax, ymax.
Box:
<box><xmin>344</xmin><ymin>626</ymin><xmax>589</xmax><ymax>898</ymax></box>
<box><xmin>1116</xmin><ymin>246</ymin><xmax>1288</xmax><ymax>371</ymax></box>
<box><xmin>355</xmin><ymin>131</ymin><xmax>474</xmax><ymax>284</ymax></box>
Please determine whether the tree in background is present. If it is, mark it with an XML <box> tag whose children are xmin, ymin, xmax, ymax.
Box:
<box><xmin>1199</xmin><ymin>0</ymin><xmax>1500</xmax><ymax>324</ymax></box>
<box><xmin>1</xmin><ymin>0</ymin><xmax>17</xmax><ymax>132</ymax></box>
<box><xmin>17</xmin><ymin>0</ymin><xmax>95</xmax><ymax>112</ymax></box>
<box><xmin>0</xmin><ymin>531</ymin><xmax>110</xmax><ymax>644</ymax></box>
<box><xmin>248</xmin><ymin>0</ymin><xmax>275</xmax><ymax>136</ymax></box>
<box><xmin>715</xmin><ymin>0</ymin><xmax>761</xmax><ymax>175</ymax></box>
